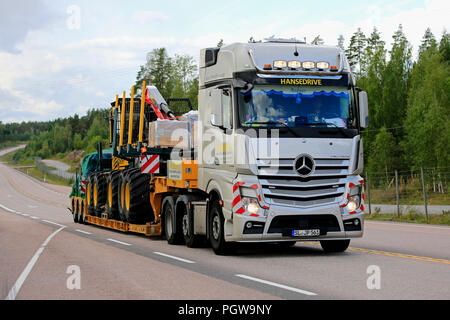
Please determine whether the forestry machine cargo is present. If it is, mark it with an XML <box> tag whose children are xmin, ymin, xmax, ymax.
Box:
<box><xmin>70</xmin><ymin>38</ymin><xmax>369</xmax><ymax>254</ymax></box>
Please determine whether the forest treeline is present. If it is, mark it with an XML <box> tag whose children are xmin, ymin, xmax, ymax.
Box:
<box><xmin>345</xmin><ymin>25</ymin><xmax>449</xmax><ymax>174</ymax></box>
<box><xmin>2</xmin><ymin>25</ymin><xmax>449</xmax><ymax>175</ymax></box>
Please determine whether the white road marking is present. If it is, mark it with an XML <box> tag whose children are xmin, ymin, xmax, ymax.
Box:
<box><xmin>5</xmin><ymin>226</ymin><xmax>65</xmax><ymax>300</ymax></box>
<box><xmin>107</xmin><ymin>238</ymin><xmax>131</xmax><ymax>246</ymax></box>
<box><xmin>21</xmin><ymin>213</ymin><xmax>29</xmax><ymax>216</ymax></box>
<box><xmin>153</xmin><ymin>252</ymin><xmax>195</xmax><ymax>264</ymax></box>
<box><xmin>0</xmin><ymin>203</ymin><xmax>16</xmax><ymax>213</ymax></box>
<box><xmin>42</xmin><ymin>220</ymin><xmax>66</xmax><ymax>228</ymax></box>
<box><xmin>235</xmin><ymin>274</ymin><xmax>317</xmax><ymax>296</ymax></box>
<box><xmin>75</xmin><ymin>229</ymin><xmax>92</xmax><ymax>235</ymax></box>
<box><xmin>27</xmin><ymin>205</ymin><xmax>38</xmax><ymax>208</ymax></box>
<box><xmin>30</xmin><ymin>216</ymin><xmax>39</xmax><ymax>220</ymax></box>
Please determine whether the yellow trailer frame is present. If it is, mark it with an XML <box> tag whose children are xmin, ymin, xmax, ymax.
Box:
<box><xmin>70</xmin><ymin>160</ymin><xmax>198</xmax><ymax>237</ymax></box>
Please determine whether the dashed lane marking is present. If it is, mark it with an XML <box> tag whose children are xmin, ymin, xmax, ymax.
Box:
<box><xmin>107</xmin><ymin>238</ymin><xmax>131</xmax><ymax>246</ymax></box>
<box><xmin>153</xmin><ymin>252</ymin><xmax>195</xmax><ymax>264</ymax></box>
<box><xmin>235</xmin><ymin>274</ymin><xmax>317</xmax><ymax>296</ymax></box>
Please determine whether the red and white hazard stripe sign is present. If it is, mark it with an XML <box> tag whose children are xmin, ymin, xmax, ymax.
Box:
<box><xmin>80</xmin><ymin>179</ymin><xmax>87</xmax><ymax>193</ymax></box>
<box><xmin>140</xmin><ymin>154</ymin><xmax>160</xmax><ymax>174</ymax></box>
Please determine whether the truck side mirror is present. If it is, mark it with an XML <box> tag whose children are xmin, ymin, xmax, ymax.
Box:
<box><xmin>210</xmin><ymin>89</ymin><xmax>223</xmax><ymax>127</ymax></box>
<box><xmin>358</xmin><ymin>91</ymin><xmax>369</xmax><ymax>128</ymax></box>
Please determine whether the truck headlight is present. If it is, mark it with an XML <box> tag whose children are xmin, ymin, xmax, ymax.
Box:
<box><xmin>241</xmin><ymin>197</ymin><xmax>260</xmax><ymax>215</ymax></box>
<box><xmin>346</xmin><ymin>185</ymin><xmax>361</xmax><ymax>211</ymax></box>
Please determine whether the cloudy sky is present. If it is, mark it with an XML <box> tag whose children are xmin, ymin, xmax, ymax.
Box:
<box><xmin>0</xmin><ymin>0</ymin><xmax>448</xmax><ymax>123</ymax></box>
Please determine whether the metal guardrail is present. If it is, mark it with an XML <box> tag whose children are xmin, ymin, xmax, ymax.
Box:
<box><xmin>34</xmin><ymin>157</ymin><xmax>75</xmax><ymax>184</ymax></box>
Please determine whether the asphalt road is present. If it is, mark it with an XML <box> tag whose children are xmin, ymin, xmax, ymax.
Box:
<box><xmin>1</xmin><ymin>147</ymin><xmax>449</xmax><ymax>300</ymax></box>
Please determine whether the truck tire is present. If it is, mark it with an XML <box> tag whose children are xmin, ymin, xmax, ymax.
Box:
<box><xmin>80</xmin><ymin>201</ymin><xmax>86</xmax><ymax>224</ymax></box>
<box><xmin>87</xmin><ymin>173</ymin><xmax>96</xmax><ymax>217</ymax></box>
<box><xmin>93</xmin><ymin>173</ymin><xmax>107</xmax><ymax>217</ymax></box>
<box><xmin>118</xmin><ymin>169</ymin><xmax>136</xmax><ymax>221</ymax></box>
<box><xmin>106</xmin><ymin>170</ymin><xmax>120</xmax><ymax>219</ymax></box>
<box><xmin>320</xmin><ymin>239</ymin><xmax>350</xmax><ymax>253</ymax></box>
<box><xmin>177</xmin><ymin>197</ymin><xmax>203</xmax><ymax>248</ymax></box>
<box><xmin>209</xmin><ymin>200</ymin><xmax>235</xmax><ymax>255</ymax></box>
<box><xmin>163</xmin><ymin>196</ymin><xmax>183</xmax><ymax>245</ymax></box>
<box><xmin>122</xmin><ymin>169</ymin><xmax>152</xmax><ymax>224</ymax></box>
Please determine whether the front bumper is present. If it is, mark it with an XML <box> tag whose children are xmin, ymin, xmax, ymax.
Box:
<box><xmin>226</xmin><ymin>202</ymin><xmax>364</xmax><ymax>242</ymax></box>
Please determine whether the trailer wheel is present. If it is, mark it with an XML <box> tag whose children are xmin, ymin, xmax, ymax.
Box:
<box><xmin>121</xmin><ymin>169</ymin><xmax>152</xmax><ymax>224</ymax></box>
<box><xmin>93</xmin><ymin>173</ymin><xmax>107</xmax><ymax>216</ymax></box>
<box><xmin>163</xmin><ymin>197</ymin><xmax>183</xmax><ymax>245</ymax></box>
<box><xmin>320</xmin><ymin>239</ymin><xmax>350</xmax><ymax>253</ymax></box>
<box><xmin>209</xmin><ymin>200</ymin><xmax>235</xmax><ymax>255</ymax></box>
<box><xmin>118</xmin><ymin>169</ymin><xmax>135</xmax><ymax>221</ymax></box>
<box><xmin>80</xmin><ymin>200</ymin><xmax>86</xmax><ymax>224</ymax></box>
<box><xmin>106</xmin><ymin>170</ymin><xmax>120</xmax><ymax>219</ymax></box>
<box><xmin>87</xmin><ymin>173</ymin><xmax>96</xmax><ymax>216</ymax></box>
<box><xmin>73</xmin><ymin>199</ymin><xmax>79</xmax><ymax>223</ymax></box>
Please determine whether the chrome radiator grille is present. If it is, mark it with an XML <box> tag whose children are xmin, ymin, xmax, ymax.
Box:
<box><xmin>257</xmin><ymin>158</ymin><xmax>349</xmax><ymax>208</ymax></box>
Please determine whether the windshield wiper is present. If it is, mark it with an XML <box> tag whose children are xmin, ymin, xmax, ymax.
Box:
<box><xmin>300</xmin><ymin>122</ymin><xmax>350</xmax><ymax>137</ymax></box>
<box><xmin>244</xmin><ymin>121</ymin><xmax>301</xmax><ymax>137</ymax></box>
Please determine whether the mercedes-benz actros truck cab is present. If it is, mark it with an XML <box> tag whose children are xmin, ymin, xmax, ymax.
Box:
<box><xmin>197</xmin><ymin>39</ymin><xmax>369</xmax><ymax>253</ymax></box>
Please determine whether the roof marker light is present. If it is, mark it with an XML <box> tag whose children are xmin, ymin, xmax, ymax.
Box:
<box><xmin>302</xmin><ymin>61</ymin><xmax>315</xmax><ymax>69</ymax></box>
<box><xmin>273</xmin><ymin>60</ymin><xmax>287</xmax><ymax>68</ymax></box>
<box><xmin>316</xmin><ymin>62</ymin><xmax>329</xmax><ymax>69</ymax></box>
<box><xmin>288</xmin><ymin>61</ymin><xmax>301</xmax><ymax>69</ymax></box>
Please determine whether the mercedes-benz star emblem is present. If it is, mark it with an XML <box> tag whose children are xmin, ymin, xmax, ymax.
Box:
<box><xmin>293</xmin><ymin>154</ymin><xmax>315</xmax><ymax>177</ymax></box>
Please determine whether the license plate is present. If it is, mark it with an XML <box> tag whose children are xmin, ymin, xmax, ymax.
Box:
<box><xmin>292</xmin><ymin>229</ymin><xmax>320</xmax><ymax>237</ymax></box>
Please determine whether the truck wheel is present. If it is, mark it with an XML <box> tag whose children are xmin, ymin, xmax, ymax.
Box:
<box><xmin>106</xmin><ymin>171</ymin><xmax>120</xmax><ymax>219</ymax></box>
<box><xmin>179</xmin><ymin>200</ymin><xmax>202</xmax><ymax>248</ymax></box>
<box><xmin>320</xmin><ymin>239</ymin><xmax>350</xmax><ymax>253</ymax></box>
<box><xmin>164</xmin><ymin>197</ymin><xmax>183</xmax><ymax>245</ymax></box>
<box><xmin>86</xmin><ymin>173</ymin><xmax>96</xmax><ymax>216</ymax></box>
<box><xmin>209</xmin><ymin>200</ymin><xmax>235</xmax><ymax>255</ymax></box>
<box><xmin>94</xmin><ymin>173</ymin><xmax>107</xmax><ymax>217</ymax></box>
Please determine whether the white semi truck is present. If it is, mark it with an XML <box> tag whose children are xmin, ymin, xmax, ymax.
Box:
<box><xmin>71</xmin><ymin>39</ymin><xmax>369</xmax><ymax>255</ymax></box>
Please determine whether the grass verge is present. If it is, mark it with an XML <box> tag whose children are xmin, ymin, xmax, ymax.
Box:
<box><xmin>365</xmin><ymin>211</ymin><xmax>450</xmax><ymax>226</ymax></box>
<box><xmin>17</xmin><ymin>167</ymin><xmax>72</xmax><ymax>186</ymax></box>
<box><xmin>1</xmin><ymin>149</ymin><xmax>72</xmax><ymax>186</ymax></box>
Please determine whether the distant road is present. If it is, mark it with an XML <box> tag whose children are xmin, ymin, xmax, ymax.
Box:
<box><xmin>0</xmin><ymin>144</ymin><xmax>26</xmax><ymax>157</ymax></box>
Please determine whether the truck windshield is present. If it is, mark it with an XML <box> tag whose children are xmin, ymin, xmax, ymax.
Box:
<box><xmin>238</xmin><ymin>84</ymin><xmax>356</xmax><ymax>129</ymax></box>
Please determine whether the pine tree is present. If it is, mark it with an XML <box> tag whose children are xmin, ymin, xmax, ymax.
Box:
<box><xmin>337</xmin><ymin>34</ymin><xmax>345</xmax><ymax>50</ymax></box>
<box><xmin>345</xmin><ymin>28</ymin><xmax>367</xmax><ymax>75</ymax></box>
<box><xmin>419</xmin><ymin>27</ymin><xmax>437</xmax><ymax>57</ymax></box>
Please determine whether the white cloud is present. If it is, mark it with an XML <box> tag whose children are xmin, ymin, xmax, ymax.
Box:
<box><xmin>133</xmin><ymin>11</ymin><xmax>169</xmax><ymax>23</ymax></box>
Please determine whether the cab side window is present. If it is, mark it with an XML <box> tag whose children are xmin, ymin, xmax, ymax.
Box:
<box><xmin>222</xmin><ymin>89</ymin><xmax>233</xmax><ymax>130</ymax></box>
